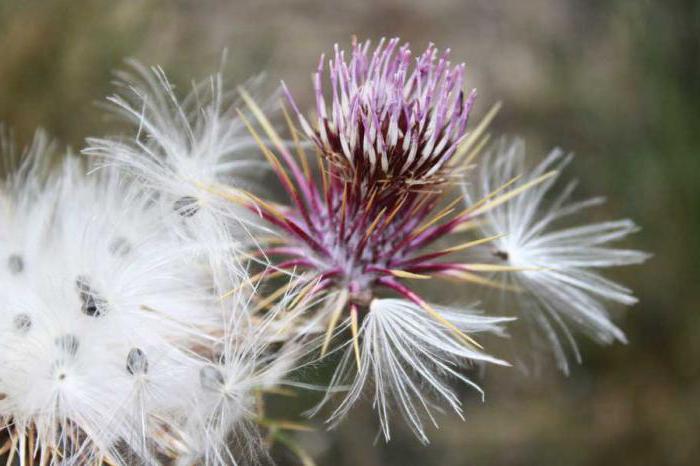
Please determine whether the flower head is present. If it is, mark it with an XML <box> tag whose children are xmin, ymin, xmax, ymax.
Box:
<box><xmin>261</xmin><ymin>38</ymin><xmax>500</xmax><ymax>305</ymax></box>
<box><xmin>236</xmin><ymin>38</ymin><xmax>524</xmax><ymax>441</ymax></box>
<box><xmin>288</xmin><ymin>37</ymin><xmax>476</xmax><ymax>186</ymax></box>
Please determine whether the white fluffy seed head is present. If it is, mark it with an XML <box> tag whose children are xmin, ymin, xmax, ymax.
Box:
<box><xmin>0</xmin><ymin>132</ymin><xmax>264</xmax><ymax>464</ymax></box>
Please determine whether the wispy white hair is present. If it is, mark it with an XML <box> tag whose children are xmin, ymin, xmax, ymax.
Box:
<box><xmin>312</xmin><ymin>298</ymin><xmax>512</xmax><ymax>444</ymax></box>
<box><xmin>0</xmin><ymin>134</ymin><xmax>220</xmax><ymax>464</ymax></box>
<box><xmin>177</xmin><ymin>274</ymin><xmax>314</xmax><ymax>466</ymax></box>
<box><xmin>83</xmin><ymin>62</ymin><xmax>271</xmax><ymax>284</ymax></box>
<box><xmin>467</xmin><ymin>138</ymin><xmax>650</xmax><ymax>373</ymax></box>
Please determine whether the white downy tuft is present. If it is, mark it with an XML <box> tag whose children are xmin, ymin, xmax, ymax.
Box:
<box><xmin>0</xmin><ymin>131</ymin><xmax>293</xmax><ymax>465</ymax></box>
<box><xmin>83</xmin><ymin>62</ymin><xmax>269</xmax><ymax>281</ymax></box>
<box><xmin>467</xmin><ymin>138</ymin><xmax>650</xmax><ymax>373</ymax></box>
<box><xmin>313</xmin><ymin>298</ymin><xmax>512</xmax><ymax>444</ymax></box>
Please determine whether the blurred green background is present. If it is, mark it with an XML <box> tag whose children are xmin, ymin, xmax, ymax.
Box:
<box><xmin>0</xmin><ymin>0</ymin><xmax>697</xmax><ymax>464</ymax></box>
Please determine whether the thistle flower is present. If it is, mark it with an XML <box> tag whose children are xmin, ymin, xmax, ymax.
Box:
<box><xmin>291</xmin><ymin>38</ymin><xmax>475</xmax><ymax>186</ymax></box>
<box><xmin>468</xmin><ymin>138</ymin><xmax>650</xmax><ymax>373</ymax></box>
<box><xmin>0</xmin><ymin>34</ymin><xmax>650</xmax><ymax>463</ymax></box>
<box><xmin>233</xmin><ymin>38</ymin><xmax>538</xmax><ymax>441</ymax></box>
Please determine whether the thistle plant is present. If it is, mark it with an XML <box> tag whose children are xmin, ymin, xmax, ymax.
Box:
<box><xmin>0</xmin><ymin>36</ymin><xmax>648</xmax><ymax>465</ymax></box>
<box><xmin>229</xmin><ymin>38</ymin><xmax>587</xmax><ymax>441</ymax></box>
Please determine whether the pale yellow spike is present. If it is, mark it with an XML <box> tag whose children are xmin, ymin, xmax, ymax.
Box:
<box><xmin>389</xmin><ymin>269</ymin><xmax>432</xmax><ymax>280</ymax></box>
<box><xmin>51</xmin><ymin>447</ymin><xmax>63</xmax><ymax>461</ymax></box>
<box><xmin>280</xmin><ymin>100</ymin><xmax>312</xmax><ymax>179</ymax></box>
<box><xmin>6</xmin><ymin>433</ymin><xmax>17</xmax><ymax>466</ymax></box>
<box><xmin>441</xmin><ymin>234</ymin><xmax>506</xmax><ymax>254</ymax></box>
<box><xmin>0</xmin><ymin>438</ymin><xmax>11</xmax><ymax>456</ymax></box>
<box><xmin>196</xmin><ymin>180</ymin><xmax>289</xmax><ymax>223</ymax></box>
<box><xmin>257</xmin><ymin>235</ymin><xmax>288</xmax><ymax>245</ymax></box>
<box><xmin>439</xmin><ymin>270</ymin><xmax>522</xmax><ymax>292</ymax></box>
<box><xmin>237</xmin><ymin>109</ymin><xmax>297</xmax><ymax>198</ymax></box>
<box><xmin>321</xmin><ymin>290</ymin><xmax>349</xmax><ymax>357</ymax></box>
<box><xmin>413</xmin><ymin>194</ymin><xmax>465</xmax><ymax>235</ymax></box>
<box><xmin>451</xmin><ymin>219</ymin><xmax>487</xmax><ymax>233</ymax></box>
<box><xmin>254</xmin><ymin>389</ymin><xmax>265</xmax><ymax>417</ymax></box>
<box><xmin>256</xmin><ymin>418</ymin><xmax>315</xmax><ymax>432</ymax></box>
<box><xmin>253</xmin><ymin>282</ymin><xmax>292</xmax><ymax>313</ymax></box>
<box><xmin>263</xmin><ymin>386</ymin><xmax>297</xmax><ymax>397</ymax></box>
<box><xmin>417</xmin><ymin>300</ymin><xmax>483</xmax><ymax>350</ymax></box>
<box><xmin>289</xmin><ymin>276</ymin><xmax>322</xmax><ymax>311</ymax></box>
<box><xmin>406</xmin><ymin>191</ymin><xmax>432</xmax><ymax>217</ymax></box>
<box><xmin>362</xmin><ymin>207</ymin><xmax>387</xmax><ymax>242</ymax></box>
<box><xmin>244</xmin><ymin>193</ymin><xmax>289</xmax><ymax>223</ymax></box>
<box><xmin>469</xmin><ymin>171</ymin><xmax>558</xmax><ymax>218</ymax></box>
<box><xmin>272</xmin><ymin>431</ymin><xmax>317</xmax><ymax>466</ymax></box>
<box><xmin>239</xmin><ymin>88</ymin><xmax>287</xmax><ymax>153</ymax></box>
<box><xmin>382</xmin><ymin>194</ymin><xmax>408</xmax><ymax>227</ymax></box>
<box><xmin>350</xmin><ymin>306</ymin><xmax>362</xmax><ymax>371</ymax></box>
<box><xmin>454</xmin><ymin>101</ymin><xmax>502</xmax><ymax>162</ymax></box>
<box><xmin>458</xmin><ymin>174</ymin><xmax>522</xmax><ymax>218</ymax></box>
<box><xmin>414</xmin><ymin>207</ymin><xmax>455</xmax><ymax>236</ymax></box>
<box><xmin>316</xmin><ymin>148</ymin><xmax>328</xmax><ymax>195</ymax></box>
<box><xmin>219</xmin><ymin>269</ymin><xmax>284</xmax><ymax>300</ymax></box>
<box><xmin>363</xmin><ymin>188</ymin><xmax>378</xmax><ymax>215</ymax></box>
<box><xmin>195</xmin><ymin>180</ymin><xmax>249</xmax><ymax>205</ymax></box>
<box><xmin>465</xmin><ymin>263</ymin><xmax>541</xmax><ymax>272</ymax></box>
<box><xmin>28</xmin><ymin>427</ymin><xmax>35</xmax><ymax>466</ymax></box>
<box><xmin>440</xmin><ymin>194</ymin><xmax>466</xmax><ymax>213</ymax></box>
<box><xmin>141</xmin><ymin>305</ymin><xmax>222</xmax><ymax>344</ymax></box>
<box><xmin>340</xmin><ymin>183</ymin><xmax>348</xmax><ymax>224</ymax></box>
<box><xmin>461</xmin><ymin>133</ymin><xmax>491</xmax><ymax>169</ymax></box>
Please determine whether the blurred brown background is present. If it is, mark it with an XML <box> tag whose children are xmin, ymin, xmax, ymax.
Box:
<box><xmin>1</xmin><ymin>0</ymin><xmax>697</xmax><ymax>464</ymax></box>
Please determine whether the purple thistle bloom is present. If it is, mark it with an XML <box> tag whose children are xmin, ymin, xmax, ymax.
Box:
<box><xmin>262</xmin><ymin>38</ymin><xmax>491</xmax><ymax>310</ymax></box>
<box><xmin>288</xmin><ymin>37</ymin><xmax>476</xmax><ymax>186</ymax></box>
<box><xmin>235</xmin><ymin>38</ymin><xmax>529</xmax><ymax>441</ymax></box>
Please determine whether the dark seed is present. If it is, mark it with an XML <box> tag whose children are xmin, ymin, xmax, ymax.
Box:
<box><xmin>76</xmin><ymin>276</ymin><xmax>108</xmax><ymax>317</ymax></box>
<box><xmin>126</xmin><ymin>348</ymin><xmax>148</xmax><ymax>375</ymax></box>
<box><xmin>13</xmin><ymin>313</ymin><xmax>31</xmax><ymax>333</ymax></box>
<box><xmin>7</xmin><ymin>254</ymin><xmax>23</xmax><ymax>274</ymax></box>
<box><xmin>109</xmin><ymin>237</ymin><xmax>132</xmax><ymax>257</ymax></box>
<box><xmin>173</xmin><ymin>196</ymin><xmax>199</xmax><ymax>217</ymax></box>
<box><xmin>494</xmin><ymin>250</ymin><xmax>509</xmax><ymax>261</ymax></box>
<box><xmin>199</xmin><ymin>365</ymin><xmax>225</xmax><ymax>392</ymax></box>
<box><xmin>55</xmin><ymin>334</ymin><xmax>79</xmax><ymax>356</ymax></box>
<box><xmin>0</xmin><ymin>393</ymin><xmax>6</xmax><ymax>401</ymax></box>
